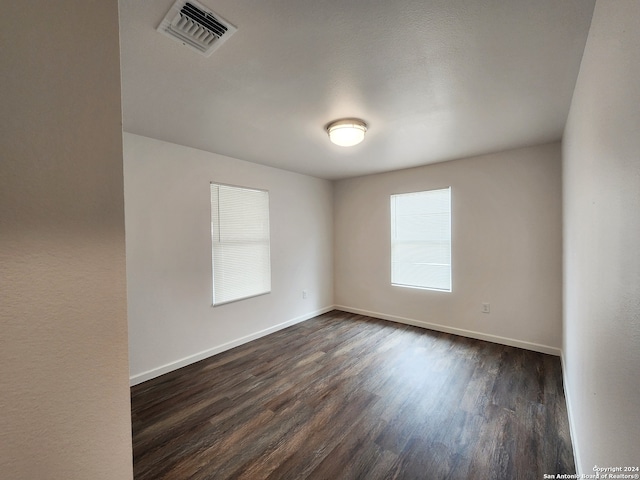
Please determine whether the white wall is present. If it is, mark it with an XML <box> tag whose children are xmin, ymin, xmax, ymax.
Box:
<box><xmin>334</xmin><ymin>143</ymin><xmax>563</xmax><ymax>353</ymax></box>
<box><xmin>562</xmin><ymin>0</ymin><xmax>640</xmax><ymax>472</ymax></box>
<box><xmin>0</xmin><ymin>2</ymin><xmax>132</xmax><ymax>479</ymax></box>
<box><xmin>124</xmin><ymin>133</ymin><xmax>334</xmax><ymax>383</ymax></box>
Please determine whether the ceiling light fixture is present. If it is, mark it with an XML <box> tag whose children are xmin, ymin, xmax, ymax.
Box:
<box><xmin>326</xmin><ymin>118</ymin><xmax>367</xmax><ymax>147</ymax></box>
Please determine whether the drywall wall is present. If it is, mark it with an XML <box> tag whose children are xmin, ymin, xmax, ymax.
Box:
<box><xmin>0</xmin><ymin>2</ymin><xmax>132</xmax><ymax>479</ymax></box>
<box><xmin>562</xmin><ymin>0</ymin><xmax>640</xmax><ymax>472</ymax></box>
<box><xmin>334</xmin><ymin>143</ymin><xmax>563</xmax><ymax>353</ymax></box>
<box><xmin>124</xmin><ymin>133</ymin><xmax>334</xmax><ymax>383</ymax></box>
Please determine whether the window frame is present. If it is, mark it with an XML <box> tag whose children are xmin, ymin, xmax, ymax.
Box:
<box><xmin>390</xmin><ymin>186</ymin><xmax>452</xmax><ymax>293</ymax></box>
<box><xmin>210</xmin><ymin>182</ymin><xmax>272</xmax><ymax>306</ymax></box>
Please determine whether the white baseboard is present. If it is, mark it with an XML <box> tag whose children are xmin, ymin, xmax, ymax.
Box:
<box><xmin>131</xmin><ymin>304</ymin><xmax>562</xmax><ymax>385</ymax></box>
<box><xmin>334</xmin><ymin>305</ymin><xmax>562</xmax><ymax>356</ymax></box>
<box><xmin>129</xmin><ymin>306</ymin><xmax>334</xmax><ymax>386</ymax></box>
<box><xmin>561</xmin><ymin>352</ymin><xmax>582</xmax><ymax>475</ymax></box>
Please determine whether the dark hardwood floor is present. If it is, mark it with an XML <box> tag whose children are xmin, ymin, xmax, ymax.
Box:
<box><xmin>131</xmin><ymin>310</ymin><xmax>575</xmax><ymax>479</ymax></box>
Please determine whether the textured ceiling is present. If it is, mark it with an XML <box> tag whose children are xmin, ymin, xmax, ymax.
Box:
<box><xmin>119</xmin><ymin>0</ymin><xmax>595</xmax><ymax>180</ymax></box>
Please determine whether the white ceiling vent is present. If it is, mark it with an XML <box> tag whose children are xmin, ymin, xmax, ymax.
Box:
<box><xmin>157</xmin><ymin>0</ymin><xmax>237</xmax><ymax>57</ymax></box>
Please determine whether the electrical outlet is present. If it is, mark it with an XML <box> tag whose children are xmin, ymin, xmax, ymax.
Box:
<box><xmin>302</xmin><ymin>290</ymin><xmax>308</xmax><ymax>299</ymax></box>
<box><xmin>482</xmin><ymin>303</ymin><xmax>490</xmax><ymax>314</ymax></box>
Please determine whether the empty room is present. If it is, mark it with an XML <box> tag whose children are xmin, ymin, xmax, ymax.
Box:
<box><xmin>2</xmin><ymin>0</ymin><xmax>639</xmax><ymax>479</ymax></box>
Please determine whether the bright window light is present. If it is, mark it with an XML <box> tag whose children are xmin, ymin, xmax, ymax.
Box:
<box><xmin>390</xmin><ymin>187</ymin><xmax>452</xmax><ymax>292</ymax></box>
<box><xmin>210</xmin><ymin>183</ymin><xmax>271</xmax><ymax>306</ymax></box>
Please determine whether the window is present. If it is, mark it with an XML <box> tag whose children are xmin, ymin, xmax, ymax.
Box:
<box><xmin>390</xmin><ymin>187</ymin><xmax>452</xmax><ymax>292</ymax></box>
<box><xmin>210</xmin><ymin>183</ymin><xmax>271</xmax><ymax>305</ymax></box>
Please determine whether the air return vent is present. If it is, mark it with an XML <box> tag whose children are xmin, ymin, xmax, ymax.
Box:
<box><xmin>157</xmin><ymin>0</ymin><xmax>237</xmax><ymax>57</ymax></box>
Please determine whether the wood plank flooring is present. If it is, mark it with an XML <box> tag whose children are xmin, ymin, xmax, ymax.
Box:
<box><xmin>131</xmin><ymin>310</ymin><xmax>575</xmax><ymax>479</ymax></box>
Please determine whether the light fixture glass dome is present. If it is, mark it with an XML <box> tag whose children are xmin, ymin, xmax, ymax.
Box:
<box><xmin>326</xmin><ymin>119</ymin><xmax>367</xmax><ymax>147</ymax></box>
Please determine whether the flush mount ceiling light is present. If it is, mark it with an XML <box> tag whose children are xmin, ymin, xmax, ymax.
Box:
<box><xmin>326</xmin><ymin>118</ymin><xmax>367</xmax><ymax>147</ymax></box>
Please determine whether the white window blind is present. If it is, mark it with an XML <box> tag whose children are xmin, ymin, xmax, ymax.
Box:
<box><xmin>390</xmin><ymin>187</ymin><xmax>452</xmax><ymax>292</ymax></box>
<box><xmin>210</xmin><ymin>183</ymin><xmax>271</xmax><ymax>306</ymax></box>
